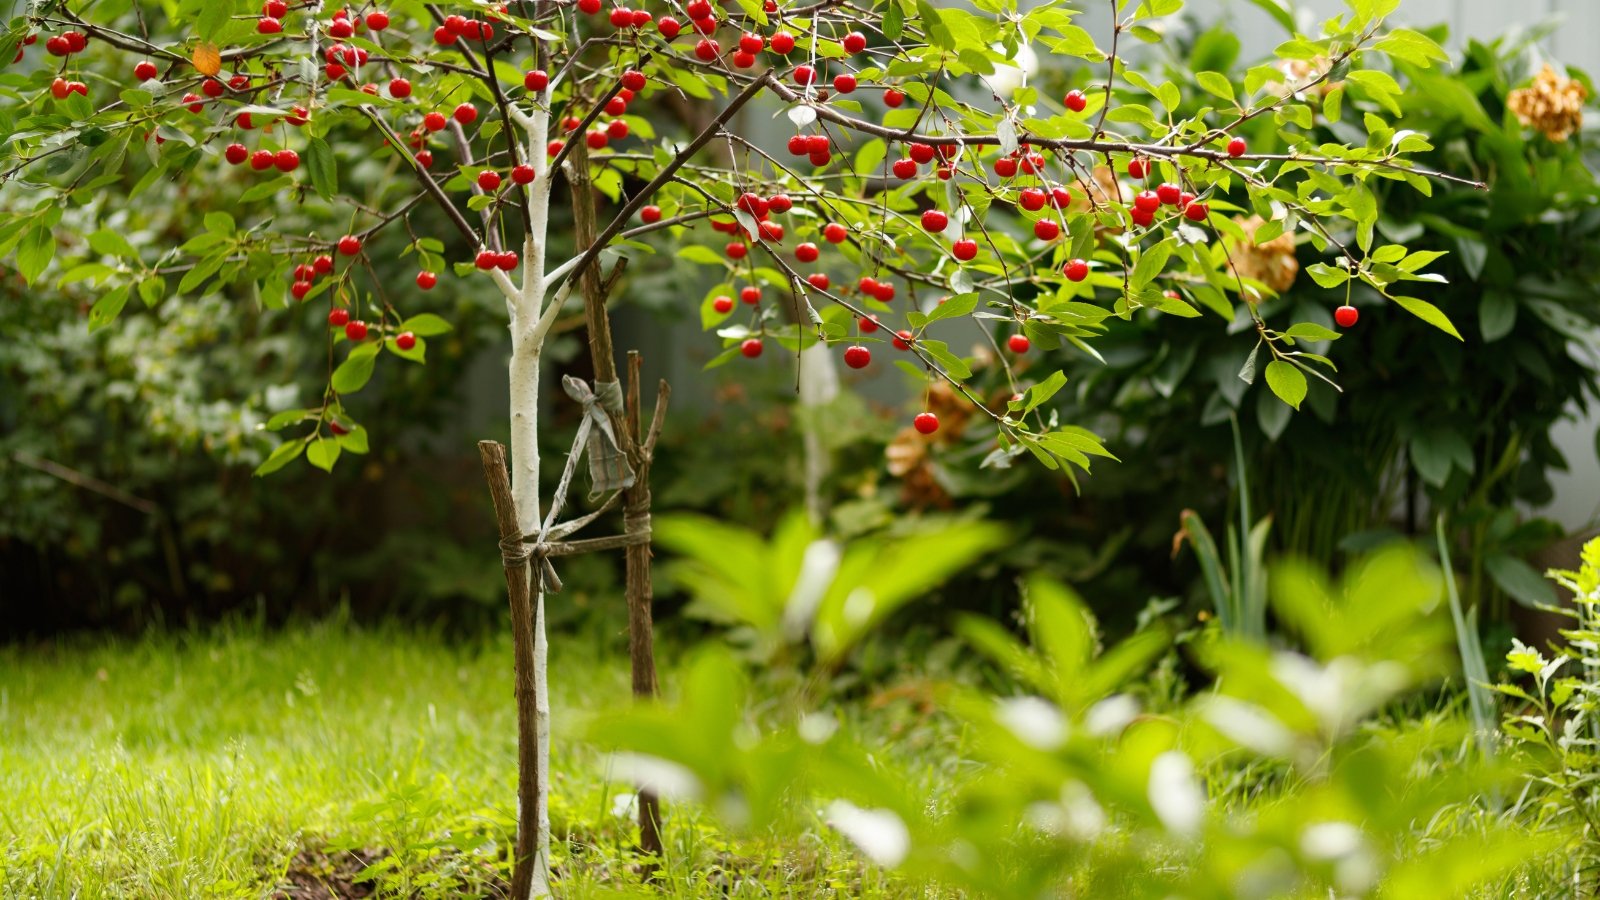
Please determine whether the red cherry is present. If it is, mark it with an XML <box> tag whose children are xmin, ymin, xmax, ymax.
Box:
<box><xmin>249</xmin><ymin>149</ymin><xmax>275</xmax><ymax>170</ymax></box>
<box><xmin>417</xmin><ymin>271</ymin><xmax>438</xmax><ymax>290</ymax></box>
<box><xmin>758</xmin><ymin>221</ymin><xmax>784</xmax><ymax>241</ymax></box>
<box><xmin>434</xmin><ymin>25</ymin><xmax>457</xmax><ymax>44</ymax></box>
<box><xmin>45</xmin><ymin>36</ymin><xmax>68</xmax><ymax>56</ymax></box>
<box><xmin>768</xmin><ymin>193</ymin><xmax>793</xmax><ymax>213</ymax></box>
<box><xmin>50</xmin><ymin>78</ymin><xmax>70</xmax><ymax>99</ymax></box>
<box><xmin>640</xmin><ymin>205</ymin><xmax>662</xmax><ymax>223</ymax></box>
<box><xmin>264</xmin><ymin>0</ymin><xmax>287</xmax><ymax>16</ymax></box>
<box><xmin>631</xmin><ymin>8</ymin><xmax>651</xmax><ymax>26</ymax></box>
<box><xmin>225</xmin><ymin>143</ymin><xmax>249</xmax><ymax>165</ymax></box>
<box><xmin>337</xmin><ymin>235</ymin><xmax>362</xmax><ymax>256</ymax></box>
<box><xmin>920</xmin><ymin>209</ymin><xmax>948</xmax><ymax>233</ymax></box>
<box><xmin>1020</xmin><ymin>152</ymin><xmax>1045</xmax><ymax>174</ymax></box>
<box><xmin>794</xmin><ymin>65</ymin><xmax>816</xmax><ymax>86</ymax></box>
<box><xmin>740</xmin><ymin>338</ymin><xmax>763</xmax><ymax>358</ymax></box>
<box><xmin>546</xmin><ymin>140</ymin><xmax>564</xmax><ymax>156</ymax></box>
<box><xmin>562</xmin><ymin>116</ymin><xmax>581</xmax><ymax>132</ymax></box>
<box><xmin>525</xmin><ymin>70</ymin><xmax>549</xmax><ymax>93</ymax></box>
<box><xmin>872</xmin><ymin>280</ymin><xmax>896</xmax><ymax>302</ymax></box>
<box><xmin>1156</xmin><ymin>182</ymin><xmax>1182</xmax><ymax>205</ymax></box>
<box><xmin>883</xmin><ymin>88</ymin><xmax>905</xmax><ymax>107</ymax></box>
<box><xmin>201</xmin><ymin>77</ymin><xmax>224</xmax><ymax>98</ymax></box>
<box><xmin>769</xmin><ymin>31</ymin><xmax>796</xmax><ymax>54</ymax></box>
<box><xmin>1008</xmin><ymin>334</ymin><xmax>1030</xmax><ymax>354</ymax></box>
<box><xmin>952</xmin><ymin>239</ymin><xmax>978</xmax><ymax>261</ymax></box>
<box><xmin>823</xmin><ymin>223</ymin><xmax>848</xmax><ymax>244</ymax></box>
<box><xmin>842</xmin><ymin>31</ymin><xmax>866</xmax><ymax>54</ymax></box>
<box><xmin>657</xmin><ymin>16</ymin><xmax>681</xmax><ymax>38</ymax></box>
<box><xmin>892</xmin><ymin>329</ymin><xmax>913</xmax><ymax>350</ymax></box>
<box><xmin>444</xmin><ymin>14</ymin><xmax>468</xmax><ymax>32</ymax></box>
<box><xmin>1018</xmin><ymin>188</ymin><xmax>1047</xmax><ymax>211</ymax></box>
<box><xmin>913</xmin><ymin>412</ymin><xmax>939</xmax><ymax>435</ymax></box>
<box><xmin>833</xmin><ymin>74</ymin><xmax>857</xmax><ymax>94</ymax></box>
<box><xmin>1049</xmin><ymin>187</ymin><xmax>1072</xmax><ymax>208</ymax></box>
<box><xmin>329</xmin><ymin>18</ymin><xmax>354</xmax><ymax>37</ymax></box>
<box><xmin>621</xmin><ymin>69</ymin><xmax>647</xmax><ymax>92</ymax></box>
<box><xmin>1227</xmin><ymin>137</ymin><xmax>1247</xmax><ymax>158</ymax></box>
<box><xmin>891</xmin><ymin>158</ymin><xmax>917</xmax><ymax>179</ymax></box>
<box><xmin>907</xmin><ymin>142</ymin><xmax>933</xmax><ymax>164</ymax></box>
<box><xmin>475</xmin><ymin>250</ymin><xmax>497</xmax><ymax>270</ymax></box>
<box><xmin>577</xmin><ymin>0</ymin><xmax>601</xmax><ymax>11</ymax></box>
<box><xmin>1064</xmin><ymin>89</ymin><xmax>1087</xmax><ymax>112</ymax></box>
<box><xmin>1035</xmin><ymin>219</ymin><xmax>1062</xmax><ymax>241</ymax></box>
<box><xmin>291</xmin><ymin>281</ymin><xmax>312</xmax><ymax>300</ymax></box>
<box><xmin>1064</xmin><ymin>258</ymin><xmax>1088</xmax><ymax>282</ymax></box>
<box><xmin>274</xmin><ymin>149</ymin><xmax>300</xmax><ymax>172</ymax></box>
<box><xmin>415</xmin><ymin>150</ymin><xmax>434</xmax><ymax>167</ymax></box>
<box><xmin>737</xmin><ymin>32</ymin><xmax>763</xmax><ymax>53</ymax></box>
<box><xmin>609</xmin><ymin>7</ymin><xmax>632</xmax><ymax>28</ymax></box>
<box><xmin>454</xmin><ymin>103</ymin><xmax>478</xmax><ymax>124</ymax></box>
<box><xmin>585</xmin><ymin>131</ymin><xmax>608</xmax><ymax>149</ymax></box>
<box><xmin>604</xmin><ymin>96</ymin><xmax>627</xmax><ymax>117</ymax></box>
<box><xmin>512</xmin><ymin>164</ymin><xmax>536</xmax><ymax>184</ymax></box>
<box><xmin>712</xmin><ymin>295</ymin><xmax>734</xmax><ymax>313</ymax></box>
<box><xmin>423</xmin><ymin>111</ymin><xmax>448</xmax><ymax>132</ymax></box>
<box><xmin>725</xmin><ymin>242</ymin><xmax>748</xmax><ymax>259</ymax></box>
<box><xmin>731</xmin><ymin>50</ymin><xmax>756</xmax><ymax>68</ymax></box>
<box><xmin>258</xmin><ymin>16</ymin><xmax>283</xmax><ymax>33</ymax></box>
<box><xmin>787</xmin><ymin>134</ymin><xmax>809</xmax><ymax>156</ymax></box>
<box><xmin>685</xmin><ymin>0</ymin><xmax>712</xmax><ymax>17</ymax></box>
<box><xmin>328</xmin><ymin>308</ymin><xmax>350</xmax><ymax>327</ymax></box>
<box><xmin>229</xmin><ymin>74</ymin><xmax>250</xmax><ymax>90</ymax></box>
<box><xmin>366</xmin><ymin>10</ymin><xmax>389</xmax><ymax>29</ymax></box>
<box><xmin>1128</xmin><ymin>158</ymin><xmax>1149</xmax><ymax>179</ymax></box>
<box><xmin>477</xmin><ymin>170</ymin><xmax>502</xmax><ymax>191</ymax></box>
<box><xmin>313</xmin><ymin>255</ymin><xmax>334</xmax><ymax>274</ymax></box>
<box><xmin>288</xmin><ymin>106</ymin><xmax>310</xmax><ymax>126</ymax></box>
<box><xmin>807</xmin><ymin>273</ymin><xmax>830</xmax><ymax>290</ymax></box>
<box><xmin>858</xmin><ymin>316</ymin><xmax>880</xmax><ymax>333</ymax></box>
<box><xmin>395</xmin><ymin>331</ymin><xmax>416</xmax><ymax>350</ymax></box>
<box><xmin>63</xmin><ymin>31</ymin><xmax>86</xmax><ymax>52</ymax></box>
<box><xmin>843</xmin><ymin>345</ymin><xmax>870</xmax><ymax>369</ymax></box>
<box><xmin>497</xmin><ymin>251</ymin><xmax>519</xmax><ymax>271</ymax></box>
<box><xmin>345</xmin><ymin>320</ymin><xmax>369</xmax><ymax>341</ymax></box>
<box><xmin>1335</xmin><ymin>305</ymin><xmax>1359</xmax><ymax>328</ymax></box>
<box><xmin>1134</xmin><ymin>191</ymin><xmax>1160</xmax><ymax>212</ymax></box>
<box><xmin>806</xmin><ymin>134</ymin><xmax>829</xmax><ymax>153</ymax></box>
<box><xmin>739</xmin><ymin>286</ymin><xmax>761</xmax><ymax>305</ymax></box>
<box><xmin>1131</xmin><ymin>207</ymin><xmax>1154</xmax><ymax>227</ymax></box>
<box><xmin>606</xmin><ymin>119</ymin><xmax>629</xmax><ymax>140</ymax></box>
<box><xmin>994</xmin><ymin>157</ymin><xmax>1018</xmax><ymax>178</ymax></box>
<box><xmin>389</xmin><ymin>78</ymin><xmax>412</xmax><ymax>98</ymax></box>
<box><xmin>1183</xmin><ymin>201</ymin><xmax>1209</xmax><ymax>222</ymax></box>
<box><xmin>694</xmin><ymin>39</ymin><xmax>720</xmax><ymax>61</ymax></box>
<box><xmin>134</xmin><ymin>60</ymin><xmax>158</xmax><ymax>81</ymax></box>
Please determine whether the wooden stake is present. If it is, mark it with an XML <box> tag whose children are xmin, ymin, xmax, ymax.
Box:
<box><xmin>477</xmin><ymin>440</ymin><xmax>543</xmax><ymax>899</ymax></box>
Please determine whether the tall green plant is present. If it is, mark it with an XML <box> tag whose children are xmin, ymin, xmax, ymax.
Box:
<box><xmin>1179</xmin><ymin>415</ymin><xmax>1270</xmax><ymax>641</ymax></box>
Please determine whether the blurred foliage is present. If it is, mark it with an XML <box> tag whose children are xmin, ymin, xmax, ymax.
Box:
<box><xmin>588</xmin><ymin>510</ymin><xmax>1560</xmax><ymax>898</ymax></box>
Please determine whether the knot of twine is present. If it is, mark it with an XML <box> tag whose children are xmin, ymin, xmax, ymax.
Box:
<box><xmin>562</xmin><ymin>375</ymin><xmax>635</xmax><ymax>499</ymax></box>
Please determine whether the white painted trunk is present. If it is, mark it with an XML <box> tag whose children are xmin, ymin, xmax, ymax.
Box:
<box><xmin>507</xmin><ymin>101</ymin><xmax>555</xmax><ymax>899</ymax></box>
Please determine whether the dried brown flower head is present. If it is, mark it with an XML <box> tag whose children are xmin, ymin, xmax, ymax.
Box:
<box><xmin>1227</xmin><ymin>215</ymin><xmax>1300</xmax><ymax>296</ymax></box>
<box><xmin>1508</xmin><ymin>64</ymin><xmax>1587</xmax><ymax>142</ymax></box>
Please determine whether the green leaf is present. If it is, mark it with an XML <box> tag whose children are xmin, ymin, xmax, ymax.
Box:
<box><xmin>305</xmin><ymin>137</ymin><xmax>337</xmax><ymax>200</ymax></box>
<box><xmin>306</xmin><ymin>436</ymin><xmax>342</xmax><ymax>473</ymax></box>
<box><xmin>336</xmin><ymin>425</ymin><xmax>370</xmax><ymax>454</ymax></box>
<box><xmin>1391</xmin><ymin>295</ymin><xmax>1461</xmax><ymax>340</ymax></box>
<box><xmin>1264</xmin><ymin>360</ymin><xmax>1305</xmax><ymax>410</ymax></box>
<box><xmin>87</xmin><ymin>286</ymin><xmax>131</xmax><ymax>332</ymax></box>
<box><xmin>1479</xmin><ymin>292</ymin><xmax>1516</xmax><ymax>343</ymax></box>
<box><xmin>678</xmin><ymin>245</ymin><xmax>727</xmax><ymax>266</ymax></box>
<box><xmin>17</xmin><ymin>225</ymin><xmax>54</xmax><ymax>284</ymax></box>
<box><xmin>254</xmin><ymin>439</ymin><xmax>305</xmax><ymax>477</ymax></box>
<box><xmin>1130</xmin><ymin>240</ymin><xmax>1174</xmax><ymax>289</ymax></box>
<box><xmin>1305</xmin><ymin>263</ymin><xmax>1350</xmax><ymax>288</ymax></box>
<box><xmin>331</xmin><ymin>343</ymin><xmax>381</xmax><ymax>394</ymax></box>
<box><xmin>1283</xmin><ymin>322</ymin><xmax>1340</xmax><ymax>342</ymax></box>
<box><xmin>926</xmin><ymin>292</ymin><xmax>978</xmax><ymax>323</ymax></box>
<box><xmin>399</xmin><ymin>313</ymin><xmax>453</xmax><ymax>336</ymax></box>
<box><xmin>1195</xmin><ymin>71</ymin><xmax>1235</xmax><ymax>104</ymax></box>
<box><xmin>1486</xmin><ymin>555</ymin><xmax>1556</xmax><ymax>610</ymax></box>
<box><xmin>88</xmin><ymin>229</ymin><xmax>140</xmax><ymax>260</ymax></box>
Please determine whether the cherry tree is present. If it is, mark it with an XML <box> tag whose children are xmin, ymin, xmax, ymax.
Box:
<box><xmin>0</xmin><ymin>0</ymin><xmax>1469</xmax><ymax>893</ymax></box>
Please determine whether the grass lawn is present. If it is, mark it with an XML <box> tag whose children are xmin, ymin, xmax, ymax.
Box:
<box><xmin>0</xmin><ymin>619</ymin><xmax>922</xmax><ymax>899</ymax></box>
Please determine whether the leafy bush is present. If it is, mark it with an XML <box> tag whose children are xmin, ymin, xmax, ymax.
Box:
<box><xmin>588</xmin><ymin>513</ymin><xmax>1556</xmax><ymax>897</ymax></box>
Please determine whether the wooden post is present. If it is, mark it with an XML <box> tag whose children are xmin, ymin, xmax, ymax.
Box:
<box><xmin>477</xmin><ymin>440</ymin><xmax>543</xmax><ymax>899</ymax></box>
<box><xmin>569</xmin><ymin>142</ymin><xmax>667</xmax><ymax>863</ymax></box>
